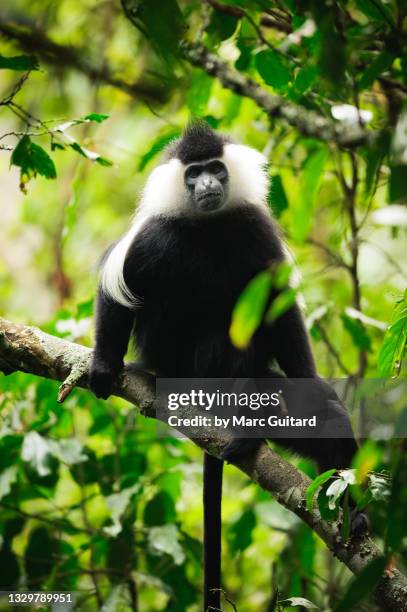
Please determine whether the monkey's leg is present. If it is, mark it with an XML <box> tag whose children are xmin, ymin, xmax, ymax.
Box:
<box><xmin>203</xmin><ymin>453</ymin><xmax>223</xmax><ymax>612</ymax></box>
<box><xmin>89</xmin><ymin>290</ymin><xmax>135</xmax><ymax>399</ymax></box>
<box><xmin>276</xmin><ymin>380</ymin><xmax>368</xmax><ymax>534</ymax></box>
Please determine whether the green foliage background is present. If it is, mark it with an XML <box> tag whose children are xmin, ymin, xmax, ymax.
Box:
<box><xmin>0</xmin><ymin>0</ymin><xmax>406</xmax><ymax>610</ymax></box>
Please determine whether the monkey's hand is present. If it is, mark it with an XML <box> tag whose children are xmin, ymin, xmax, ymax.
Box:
<box><xmin>88</xmin><ymin>356</ymin><xmax>123</xmax><ymax>399</ymax></box>
<box><xmin>350</xmin><ymin>508</ymin><xmax>369</xmax><ymax>536</ymax></box>
<box><xmin>220</xmin><ymin>438</ymin><xmax>262</xmax><ymax>462</ymax></box>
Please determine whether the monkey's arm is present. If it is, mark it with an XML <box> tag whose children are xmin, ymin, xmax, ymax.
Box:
<box><xmin>272</xmin><ymin>303</ymin><xmax>317</xmax><ymax>377</ymax></box>
<box><xmin>89</xmin><ymin>290</ymin><xmax>135</xmax><ymax>399</ymax></box>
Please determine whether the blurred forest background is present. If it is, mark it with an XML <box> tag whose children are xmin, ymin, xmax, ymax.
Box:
<box><xmin>0</xmin><ymin>0</ymin><xmax>406</xmax><ymax>610</ymax></box>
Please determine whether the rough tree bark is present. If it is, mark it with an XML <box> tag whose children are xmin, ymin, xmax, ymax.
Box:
<box><xmin>1</xmin><ymin>316</ymin><xmax>407</xmax><ymax>610</ymax></box>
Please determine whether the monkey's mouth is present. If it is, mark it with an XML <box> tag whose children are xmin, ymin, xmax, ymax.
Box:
<box><xmin>196</xmin><ymin>190</ymin><xmax>223</xmax><ymax>211</ymax></box>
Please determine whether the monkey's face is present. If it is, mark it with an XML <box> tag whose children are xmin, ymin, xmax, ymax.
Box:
<box><xmin>184</xmin><ymin>160</ymin><xmax>229</xmax><ymax>213</ymax></box>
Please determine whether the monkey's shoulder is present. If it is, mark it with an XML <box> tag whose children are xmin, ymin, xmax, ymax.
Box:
<box><xmin>128</xmin><ymin>205</ymin><xmax>283</xmax><ymax>261</ymax></box>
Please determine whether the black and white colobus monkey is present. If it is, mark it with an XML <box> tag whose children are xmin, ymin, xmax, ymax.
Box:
<box><xmin>90</xmin><ymin>123</ymin><xmax>365</xmax><ymax>611</ymax></box>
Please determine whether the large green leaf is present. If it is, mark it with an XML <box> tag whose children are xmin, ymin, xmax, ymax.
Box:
<box><xmin>230</xmin><ymin>269</ymin><xmax>274</xmax><ymax>349</ymax></box>
<box><xmin>228</xmin><ymin>509</ymin><xmax>256</xmax><ymax>553</ymax></box>
<box><xmin>207</xmin><ymin>10</ymin><xmax>239</xmax><ymax>43</ymax></box>
<box><xmin>128</xmin><ymin>0</ymin><xmax>184</xmax><ymax>59</ymax></box>
<box><xmin>378</xmin><ymin>292</ymin><xmax>407</xmax><ymax>377</ymax></box>
<box><xmin>306</xmin><ymin>469</ymin><xmax>336</xmax><ymax>512</ymax></box>
<box><xmin>255</xmin><ymin>50</ymin><xmax>291</xmax><ymax>91</ymax></box>
<box><xmin>11</xmin><ymin>135</ymin><xmax>56</xmax><ymax>192</ymax></box>
<box><xmin>341</xmin><ymin>313</ymin><xmax>372</xmax><ymax>352</ymax></box>
<box><xmin>266</xmin><ymin>287</ymin><xmax>297</xmax><ymax>323</ymax></box>
<box><xmin>292</xmin><ymin>65</ymin><xmax>317</xmax><ymax>95</ymax></box>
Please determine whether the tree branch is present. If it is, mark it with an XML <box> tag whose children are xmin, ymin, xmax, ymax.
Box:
<box><xmin>206</xmin><ymin>0</ymin><xmax>293</xmax><ymax>33</ymax></box>
<box><xmin>0</xmin><ymin>18</ymin><xmax>167</xmax><ymax>105</ymax></box>
<box><xmin>1</xmin><ymin>316</ymin><xmax>407</xmax><ymax>610</ymax></box>
<box><xmin>181</xmin><ymin>43</ymin><xmax>376</xmax><ymax>148</ymax></box>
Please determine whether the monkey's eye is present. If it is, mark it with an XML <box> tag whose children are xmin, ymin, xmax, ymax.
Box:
<box><xmin>207</xmin><ymin>161</ymin><xmax>227</xmax><ymax>176</ymax></box>
<box><xmin>185</xmin><ymin>165</ymin><xmax>201</xmax><ymax>181</ymax></box>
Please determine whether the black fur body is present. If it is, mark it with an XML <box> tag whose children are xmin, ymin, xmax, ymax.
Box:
<box><xmin>89</xmin><ymin>124</ymin><xmax>366</xmax><ymax>612</ymax></box>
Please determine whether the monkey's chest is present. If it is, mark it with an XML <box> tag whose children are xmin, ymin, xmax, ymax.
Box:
<box><xmin>125</xmin><ymin>209</ymin><xmax>280</xmax><ymax>320</ymax></box>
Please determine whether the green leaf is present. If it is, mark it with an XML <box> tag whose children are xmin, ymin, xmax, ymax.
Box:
<box><xmin>230</xmin><ymin>270</ymin><xmax>274</xmax><ymax>349</ymax></box>
<box><xmin>292</xmin><ymin>148</ymin><xmax>327</xmax><ymax>242</ymax></box>
<box><xmin>0</xmin><ymin>54</ymin><xmax>39</xmax><ymax>71</ymax></box>
<box><xmin>341</xmin><ymin>313</ymin><xmax>372</xmax><ymax>352</ymax></box>
<box><xmin>82</xmin><ymin>113</ymin><xmax>109</xmax><ymax>123</ymax></box>
<box><xmin>306</xmin><ymin>469</ymin><xmax>336</xmax><ymax>512</ymax></box>
<box><xmin>293</xmin><ymin>65</ymin><xmax>317</xmax><ymax>94</ymax></box>
<box><xmin>266</xmin><ymin>287</ymin><xmax>297</xmax><ymax>324</ymax></box>
<box><xmin>334</xmin><ymin>557</ymin><xmax>387</xmax><ymax>612</ymax></box>
<box><xmin>378</xmin><ymin>315</ymin><xmax>407</xmax><ymax>377</ymax></box>
<box><xmin>130</xmin><ymin>0</ymin><xmax>184</xmax><ymax>59</ymax></box>
<box><xmin>11</xmin><ymin>136</ymin><xmax>56</xmax><ymax>192</ymax></box>
<box><xmin>389</xmin><ymin>165</ymin><xmax>407</xmax><ymax>204</ymax></box>
<box><xmin>235</xmin><ymin>39</ymin><xmax>253</xmax><ymax>71</ymax></box>
<box><xmin>358</xmin><ymin>51</ymin><xmax>394</xmax><ymax>90</ymax></box>
<box><xmin>30</xmin><ymin>142</ymin><xmax>57</xmax><ymax>178</ymax></box>
<box><xmin>228</xmin><ymin>509</ymin><xmax>256</xmax><ymax>553</ymax></box>
<box><xmin>186</xmin><ymin>72</ymin><xmax>212</xmax><ymax>116</ymax></box>
<box><xmin>268</xmin><ymin>174</ymin><xmax>288</xmax><ymax>217</ymax></box>
<box><xmin>144</xmin><ymin>491</ymin><xmax>176</xmax><ymax>526</ymax></box>
<box><xmin>69</xmin><ymin>142</ymin><xmax>113</xmax><ymax>166</ymax></box>
<box><xmin>208</xmin><ymin>11</ymin><xmax>239</xmax><ymax>43</ymax></box>
<box><xmin>361</xmin><ymin>137</ymin><xmax>388</xmax><ymax>201</ymax></box>
<box><xmin>255</xmin><ymin>50</ymin><xmax>291</xmax><ymax>90</ymax></box>
<box><xmin>148</xmin><ymin>524</ymin><xmax>185</xmax><ymax>565</ymax></box>
<box><xmin>138</xmin><ymin>129</ymin><xmax>180</xmax><ymax>171</ymax></box>
<box><xmin>355</xmin><ymin>0</ymin><xmax>395</xmax><ymax>23</ymax></box>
